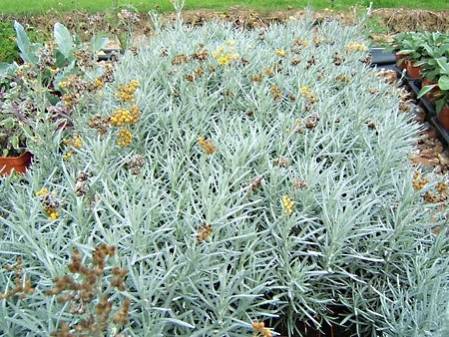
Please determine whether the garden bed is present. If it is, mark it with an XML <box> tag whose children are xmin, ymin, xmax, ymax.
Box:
<box><xmin>1</xmin><ymin>16</ymin><xmax>449</xmax><ymax>337</ymax></box>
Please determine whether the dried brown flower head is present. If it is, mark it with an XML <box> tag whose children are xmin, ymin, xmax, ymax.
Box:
<box><xmin>192</xmin><ymin>48</ymin><xmax>209</xmax><ymax>61</ymax></box>
<box><xmin>248</xmin><ymin>176</ymin><xmax>264</xmax><ymax>192</ymax></box>
<box><xmin>197</xmin><ymin>223</ymin><xmax>213</xmax><ymax>242</ymax></box>
<box><xmin>293</xmin><ymin>178</ymin><xmax>308</xmax><ymax>190</ymax></box>
<box><xmin>270</xmin><ymin>84</ymin><xmax>283</xmax><ymax>101</ymax></box>
<box><xmin>172</xmin><ymin>54</ymin><xmax>190</xmax><ymax>65</ymax></box>
<box><xmin>127</xmin><ymin>154</ymin><xmax>145</xmax><ymax>175</ymax></box>
<box><xmin>333</xmin><ymin>52</ymin><xmax>344</xmax><ymax>66</ymax></box>
<box><xmin>273</xmin><ymin>156</ymin><xmax>290</xmax><ymax>167</ymax></box>
<box><xmin>48</xmin><ymin>245</ymin><xmax>129</xmax><ymax>337</ymax></box>
<box><xmin>1</xmin><ymin>257</ymin><xmax>34</xmax><ymax>300</ymax></box>
<box><xmin>75</xmin><ymin>172</ymin><xmax>91</xmax><ymax>197</ymax></box>
<box><xmin>304</xmin><ymin>113</ymin><xmax>320</xmax><ymax>129</ymax></box>
<box><xmin>89</xmin><ymin>115</ymin><xmax>110</xmax><ymax>135</ymax></box>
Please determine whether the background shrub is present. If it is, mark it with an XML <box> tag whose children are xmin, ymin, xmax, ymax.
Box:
<box><xmin>0</xmin><ymin>21</ymin><xmax>48</xmax><ymax>63</ymax></box>
<box><xmin>0</xmin><ymin>21</ymin><xmax>18</xmax><ymax>63</ymax></box>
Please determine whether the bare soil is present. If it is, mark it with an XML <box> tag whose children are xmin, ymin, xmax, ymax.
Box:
<box><xmin>1</xmin><ymin>7</ymin><xmax>448</xmax><ymax>42</ymax></box>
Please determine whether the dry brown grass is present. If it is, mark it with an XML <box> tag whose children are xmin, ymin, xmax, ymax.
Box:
<box><xmin>374</xmin><ymin>8</ymin><xmax>449</xmax><ymax>32</ymax></box>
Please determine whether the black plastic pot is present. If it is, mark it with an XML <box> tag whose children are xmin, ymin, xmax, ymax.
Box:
<box><xmin>97</xmin><ymin>48</ymin><xmax>123</xmax><ymax>61</ymax></box>
<box><xmin>369</xmin><ymin>48</ymin><xmax>396</xmax><ymax>66</ymax></box>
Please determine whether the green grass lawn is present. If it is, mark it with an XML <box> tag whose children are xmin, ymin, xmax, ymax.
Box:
<box><xmin>0</xmin><ymin>0</ymin><xmax>448</xmax><ymax>14</ymax></box>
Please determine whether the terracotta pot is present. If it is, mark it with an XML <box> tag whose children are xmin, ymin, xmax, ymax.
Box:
<box><xmin>406</xmin><ymin>61</ymin><xmax>422</xmax><ymax>80</ymax></box>
<box><xmin>0</xmin><ymin>152</ymin><xmax>33</xmax><ymax>177</ymax></box>
<box><xmin>422</xmin><ymin>79</ymin><xmax>435</xmax><ymax>86</ymax></box>
<box><xmin>438</xmin><ymin>105</ymin><xmax>449</xmax><ymax>130</ymax></box>
<box><xmin>395</xmin><ymin>53</ymin><xmax>407</xmax><ymax>69</ymax></box>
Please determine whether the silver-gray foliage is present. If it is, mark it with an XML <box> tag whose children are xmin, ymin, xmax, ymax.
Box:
<box><xmin>1</xmin><ymin>19</ymin><xmax>448</xmax><ymax>337</ymax></box>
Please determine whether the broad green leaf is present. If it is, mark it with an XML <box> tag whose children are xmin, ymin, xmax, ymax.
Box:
<box><xmin>14</xmin><ymin>21</ymin><xmax>30</xmax><ymax>54</ymax></box>
<box><xmin>418</xmin><ymin>85</ymin><xmax>437</xmax><ymax>99</ymax></box>
<box><xmin>46</xmin><ymin>92</ymin><xmax>60</xmax><ymax>105</ymax></box>
<box><xmin>91</xmin><ymin>34</ymin><xmax>109</xmax><ymax>54</ymax></box>
<box><xmin>438</xmin><ymin>76</ymin><xmax>449</xmax><ymax>91</ymax></box>
<box><xmin>397</xmin><ymin>49</ymin><xmax>413</xmax><ymax>55</ymax></box>
<box><xmin>55</xmin><ymin>50</ymin><xmax>68</xmax><ymax>68</ymax></box>
<box><xmin>11</xmin><ymin>134</ymin><xmax>19</xmax><ymax>149</ymax></box>
<box><xmin>0</xmin><ymin>62</ymin><xmax>14</xmax><ymax>78</ymax></box>
<box><xmin>436</xmin><ymin>57</ymin><xmax>449</xmax><ymax>74</ymax></box>
<box><xmin>0</xmin><ymin>117</ymin><xmax>16</xmax><ymax>128</ymax></box>
<box><xmin>54</xmin><ymin>22</ymin><xmax>74</xmax><ymax>59</ymax></box>
<box><xmin>14</xmin><ymin>21</ymin><xmax>38</xmax><ymax>64</ymax></box>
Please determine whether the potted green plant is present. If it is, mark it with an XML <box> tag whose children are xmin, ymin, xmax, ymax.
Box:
<box><xmin>0</xmin><ymin>81</ymin><xmax>33</xmax><ymax>176</ymax></box>
<box><xmin>398</xmin><ymin>34</ymin><xmax>425</xmax><ymax>79</ymax></box>
<box><xmin>416</xmin><ymin>34</ymin><xmax>449</xmax><ymax>100</ymax></box>
<box><xmin>419</xmin><ymin>57</ymin><xmax>449</xmax><ymax>129</ymax></box>
<box><xmin>392</xmin><ymin>32</ymin><xmax>412</xmax><ymax>68</ymax></box>
<box><xmin>393</xmin><ymin>32</ymin><xmax>425</xmax><ymax>76</ymax></box>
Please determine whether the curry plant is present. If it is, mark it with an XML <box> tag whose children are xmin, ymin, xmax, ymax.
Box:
<box><xmin>0</xmin><ymin>18</ymin><xmax>448</xmax><ymax>337</ymax></box>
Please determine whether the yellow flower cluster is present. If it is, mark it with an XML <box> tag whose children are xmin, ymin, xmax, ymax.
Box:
<box><xmin>50</xmin><ymin>66</ymin><xmax>59</xmax><ymax>75</ymax></box>
<box><xmin>64</xmin><ymin>135</ymin><xmax>83</xmax><ymax>149</ymax></box>
<box><xmin>110</xmin><ymin>106</ymin><xmax>140</xmax><ymax>127</ymax></box>
<box><xmin>252</xmin><ymin>321</ymin><xmax>272</xmax><ymax>337</ymax></box>
<box><xmin>212</xmin><ymin>44</ymin><xmax>240</xmax><ymax>66</ymax></box>
<box><xmin>412</xmin><ymin>171</ymin><xmax>428</xmax><ymax>191</ymax></box>
<box><xmin>422</xmin><ymin>180</ymin><xmax>449</xmax><ymax>204</ymax></box>
<box><xmin>313</xmin><ymin>35</ymin><xmax>322</xmax><ymax>46</ymax></box>
<box><xmin>117</xmin><ymin>128</ymin><xmax>133</xmax><ymax>147</ymax></box>
<box><xmin>275</xmin><ymin>48</ymin><xmax>287</xmax><ymax>57</ymax></box>
<box><xmin>36</xmin><ymin>188</ymin><xmax>49</xmax><ymax>197</ymax></box>
<box><xmin>46</xmin><ymin>208</ymin><xmax>60</xmax><ymax>220</ymax></box>
<box><xmin>91</xmin><ymin>78</ymin><xmax>105</xmax><ymax>90</ymax></box>
<box><xmin>63</xmin><ymin>151</ymin><xmax>74</xmax><ymax>161</ymax></box>
<box><xmin>346</xmin><ymin>42</ymin><xmax>368</xmax><ymax>52</ymax></box>
<box><xmin>281</xmin><ymin>195</ymin><xmax>294</xmax><ymax>216</ymax></box>
<box><xmin>36</xmin><ymin>188</ymin><xmax>60</xmax><ymax>220</ymax></box>
<box><xmin>62</xmin><ymin>135</ymin><xmax>83</xmax><ymax>161</ymax></box>
<box><xmin>112</xmin><ymin>80</ymin><xmax>141</xmax><ymax>148</ymax></box>
<box><xmin>270</xmin><ymin>84</ymin><xmax>283</xmax><ymax>101</ymax></box>
<box><xmin>436</xmin><ymin>182</ymin><xmax>448</xmax><ymax>195</ymax></box>
<box><xmin>299</xmin><ymin>85</ymin><xmax>318</xmax><ymax>104</ymax></box>
<box><xmin>198</xmin><ymin>136</ymin><xmax>217</xmax><ymax>155</ymax></box>
<box><xmin>62</xmin><ymin>94</ymin><xmax>76</xmax><ymax>109</ymax></box>
<box><xmin>264</xmin><ymin>67</ymin><xmax>275</xmax><ymax>77</ymax></box>
<box><xmin>116</xmin><ymin>80</ymin><xmax>140</xmax><ymax>102</ymax></box>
